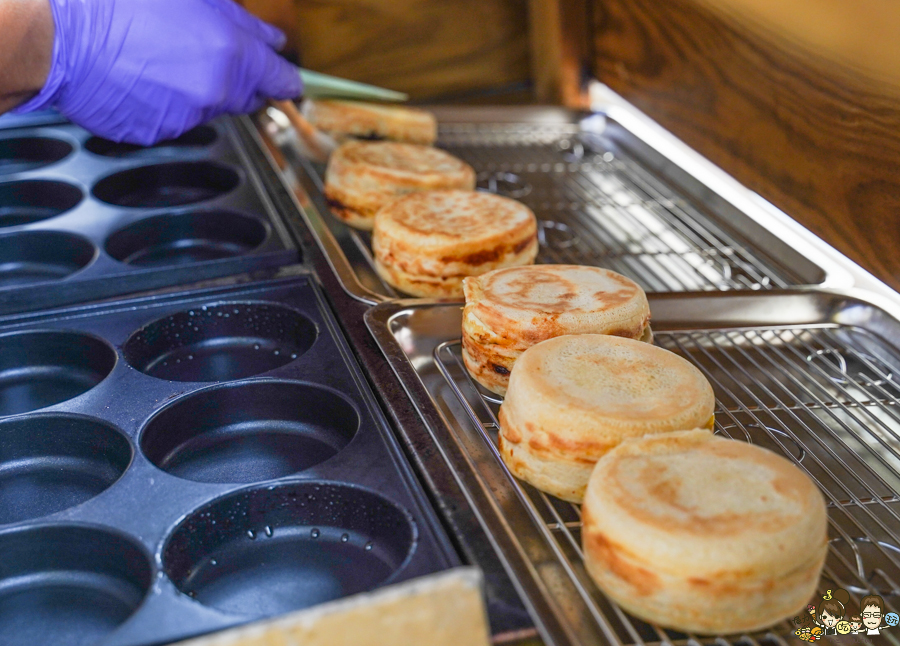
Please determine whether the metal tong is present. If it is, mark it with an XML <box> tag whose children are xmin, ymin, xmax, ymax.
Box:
<box><xmin>270</xmin><ymin>68</ymin><xmax>408</xmax><ymax>161</ymax></box>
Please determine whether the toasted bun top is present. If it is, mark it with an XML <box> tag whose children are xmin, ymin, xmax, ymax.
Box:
<box><xmin>374</xmin><ymin>190</ymin><xmax>537</xmax><ymax>248</ymax></box>
<box><xmin>303</xmin><ymin>99</ymin><xmax>437</xmax><ymax>144</ymax></box>
<box><xmin>331</xmin><ymin>141</ymin><xmax>471</xmax><ymax>178</ymax></box>
<box><xmin>463</xmin><ymin>265</ymin><xmax>650</xmax><ymax>346</ymax></box>
<box><xmin>513</xmin><ymin>334</ymin><xmax>713</xmax><ymax>426</ymax></box>
<box><xmin>584</xmin><ymin>429</ymin><xmax>828</xmax><ymax>577</ymax></box>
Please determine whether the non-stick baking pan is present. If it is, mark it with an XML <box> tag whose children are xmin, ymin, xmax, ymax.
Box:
<box><xmin>0</xmin><ymin>116</ymin><xmax>298</xmax><ymax>315</ymax></box>
<box><xmin>0</xmin><ymin>274</ymin><xmax>457</xmax><ymax>646</ymax></box>
<box><xmin>365</xmin><ymin>288</ymin><xmax>900</xmax><ymax>646</ymax></box>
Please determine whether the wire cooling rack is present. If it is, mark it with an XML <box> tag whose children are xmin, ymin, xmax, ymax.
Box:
<box><xmin>434</xmin><ymin>322</ymin><xmax>900</xmax><ymax>646</ymax></box>
<box><xmin>437</xmin><ymin>123</ymin><xmax>800</xmax><ymax>293</ymax></box>
<box><xmin>298</xmin><ymin>119</ymin><xmax>821</xmax><ymax>300</ymax></box>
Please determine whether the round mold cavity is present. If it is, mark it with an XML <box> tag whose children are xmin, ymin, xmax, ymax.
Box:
<box><xmin>163</xmin><ymin>482</ymin><xmax>416</xmax><ymax>619</ymax></box>
<box><xmin>123</xmin><ymin>303</ymin><xmax>317</xmax><ymax>382</ymax></box>
<box><xmin>84</xmin><ymin>125</ymin><xmax>217</xmax><ymax>158</ymax></box>
<box><xmin>0</xmin><ymin>414</ymin><xmax>131</xmax><ymax>524</ymax></box>
<box><xmin>0</xmin><ymin>179</ymin><xmax>83</xmax><ymax>228</ymax></box>
<box><xmin>0</xmin><ymin>330</ymin><xmax>116</xmax><ymax>416</ymax></box>
<box><xmin>92</xmin><ymin>161</ymin><xmax>239</xmax><ymax>208</ymax></box>
<box><xmin>0</xmin><ymin>231</ymin><xmax>96</xmax><ymax>287</ymax></box>
<box><xmin>0</xmin><ymin>525</ymin><xmax>152</xmax><ymax>645</ymax></box>
<box><xmin>141</xmin><ymin>381</ymin><xmax>358</xmax><ymax>484</ymax></box>
<box><xmin>105</xmin><ymin>210</ymin><xmax>268</xmax><ymax>267</ymax></box>
<box><xmin>0</xmin><ymin>137</ymin><xmax>73</xmax><ymax>175</ymax></box>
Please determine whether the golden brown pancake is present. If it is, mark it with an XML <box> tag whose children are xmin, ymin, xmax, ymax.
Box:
<box><xmin>303</xmin><ymin>99</ymin><xmax>437</xmax><ymax>145</ymax></box>
<box><xmin>372</xmin><ymin>190</ymin><xmax>539</xmax><ymax>298</ymax></box>
<box><xmin>324</xmin><ymin>141</ymin><xmax>475</xmax><ymax>230</ymax></box>
<box><xmin>498</xmin><ymin>334</ymin><xmax>715</xmax><ymax>502</ymax></box>
<box><xmin>582</xmin><ymin>429</ymin><xmax>828</xmax><ymax>634</ymax></box>
<box><xmin>462</xmin><ymin>265</ymin><xmax>652</xmax><ymax>395</ymax></box>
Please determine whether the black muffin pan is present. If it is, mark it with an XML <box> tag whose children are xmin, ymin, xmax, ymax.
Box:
<box><xmin>0</xmin><ymin>118</ymin><xmax>298</xmax><ymax>314</ymax></box>
<box><xmin>0</xmin><ymin>275</ymin><xmax>457</xmax><ymax>646</ymax></box>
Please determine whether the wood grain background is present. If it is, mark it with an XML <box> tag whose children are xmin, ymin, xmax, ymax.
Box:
<box><xmin>591</xmin><ymin>0</ymin><xmax>900</xmax><ymax>290</ymax></box>
<box><xmin>242</xmin><ymin>0</ymin><xmax>532</xmax><ymax>101</ymax></box>
<box><xmin>527</xmin><ymin>0</ymin><xmax>590</xmax><ymax>107</ymax></box>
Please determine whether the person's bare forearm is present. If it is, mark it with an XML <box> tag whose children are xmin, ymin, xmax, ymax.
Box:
<box><xmin>0</xmin><ymin>0</ymin><xmax>54</xmax><ymax>114</ymax></box>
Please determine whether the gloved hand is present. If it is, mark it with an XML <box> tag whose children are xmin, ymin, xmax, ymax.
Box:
<box><xmin>15</xmin><ymin>0</ymin><xmax>301</xmax><ymax>144</ymax></box>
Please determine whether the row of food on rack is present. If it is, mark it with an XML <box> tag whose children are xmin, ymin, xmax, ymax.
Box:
<box><xmin>461</xmin><ymin>264</ymin><xmax>826</xmax><ymax>634</ymax></box>
<box><xmin>298</xmin><ymin>98</ymin><xmax>830</xmax><ymax>636</ymax></box>
<box><xmin>295</xmin><ymin>98</ymin><xmax>534</xmax><ymax>298</ymax></box>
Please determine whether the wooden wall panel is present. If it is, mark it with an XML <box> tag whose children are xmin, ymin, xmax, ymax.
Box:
<box><xmin>591</xmin><ymin>0</ymin><xmax>900</xmax><ymax>290</ymax></box>
<box><xmin>243</xmin><ymin>0</ymin><xmax>532</xmax><ymax>101</ymax></box>
<box><xmin>527</xmin><ymin>0</ymin><xmax>590</xmax><ymax>107</ymax></box>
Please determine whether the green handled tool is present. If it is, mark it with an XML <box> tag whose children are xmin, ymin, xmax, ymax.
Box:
<box><xmin>297</xmin><ymin>68</ymin><xmax>409</xmax><ymax>103</ymax></box>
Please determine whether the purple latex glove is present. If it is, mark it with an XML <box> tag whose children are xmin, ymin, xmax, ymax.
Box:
<box><xmin>15</xmin><ymin>0</ymin><xmax>302</xmax><ymax>144</ymax></box>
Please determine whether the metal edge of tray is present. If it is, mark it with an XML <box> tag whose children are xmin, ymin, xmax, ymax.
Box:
<box><xmin>255</xmin><ymin>107</ymin><xmax>583</xmax><ymax>305</ymax></box>
<box><xmin>364</xmin><ymin>301</ymin><xmax>578</xmax><ymax>646</ymax></box>
<box><xmin>256</xmin><ymin>108</ymin><xmax>393</xmax><ymax>305</ymax></box>
<box><xmin>254</xmin><ymin>107</ymin><xmax>587</xmax><ymax>306</ymax></box>
<box><xmin>255</xmin><ymin>105</ymin><xmax>832</xmax><ymax>306</ymax></box>
<box><xmin>247</xmin><ymin>110</ymin><xmax>375</xmax><ymax>302</ymax></box>
<box><xmin>232</xmin><ymin>115</ymin><xmax>304</xmax><ymax>258</ymax></box>
<box><xmin>364</xmin><ymin>286</ymin><xmax>900</xmax><ymax>646</ymax></box>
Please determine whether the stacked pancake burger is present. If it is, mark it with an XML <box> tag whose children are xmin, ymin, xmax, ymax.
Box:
<box><xmin>462</xmin><ymin>265</ymin><xmax>652</xmax><ymax>395</ymax></box>
<box><xmin>324</xmin><ymin>141</ymin><xmax>475</xmax><ymax>230</ymax></box>
<box><xmin>372</xmin><ymin>190</ymin><xmax>539</xmax><ymax>298</ymax></box>
<box><xmin>497</xmin><ymin>334</ymin><xmax>715</xmax><ymax>503</ymax></box>
<box><xmin>582</xmin><ymin>429</ymin><xmax>828</xmax><ymax>633</ymax></box>
<box><xmin>303</xmin><ymin>99</ymin><xmax>438</xmax><ymax>145</ymax></box>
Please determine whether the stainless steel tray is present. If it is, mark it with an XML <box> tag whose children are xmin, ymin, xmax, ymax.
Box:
<box><xmin>365</xmin><ymin>289</ymin><xmax>900</xmax><ymax>646</ymax></box>
<box><xmin>261</xmin><ymin>106</ymin><xmax>825</xmax><ymax>304</ymax></box>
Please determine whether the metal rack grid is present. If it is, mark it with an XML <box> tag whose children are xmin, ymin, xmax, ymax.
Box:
<box><xmin>299</xmin><ymin>120</ymin><xmax>816</xmax><ymax>299</ymax></box>
<box><xmin>436</xmin><ymin>123</ymin><xmax>796</xmax><ymax>293</ymax></box>
<box><xmin>433</xmin><ymin>322</ymin><xmax>900</xmax><ymax>646</ymax></box>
